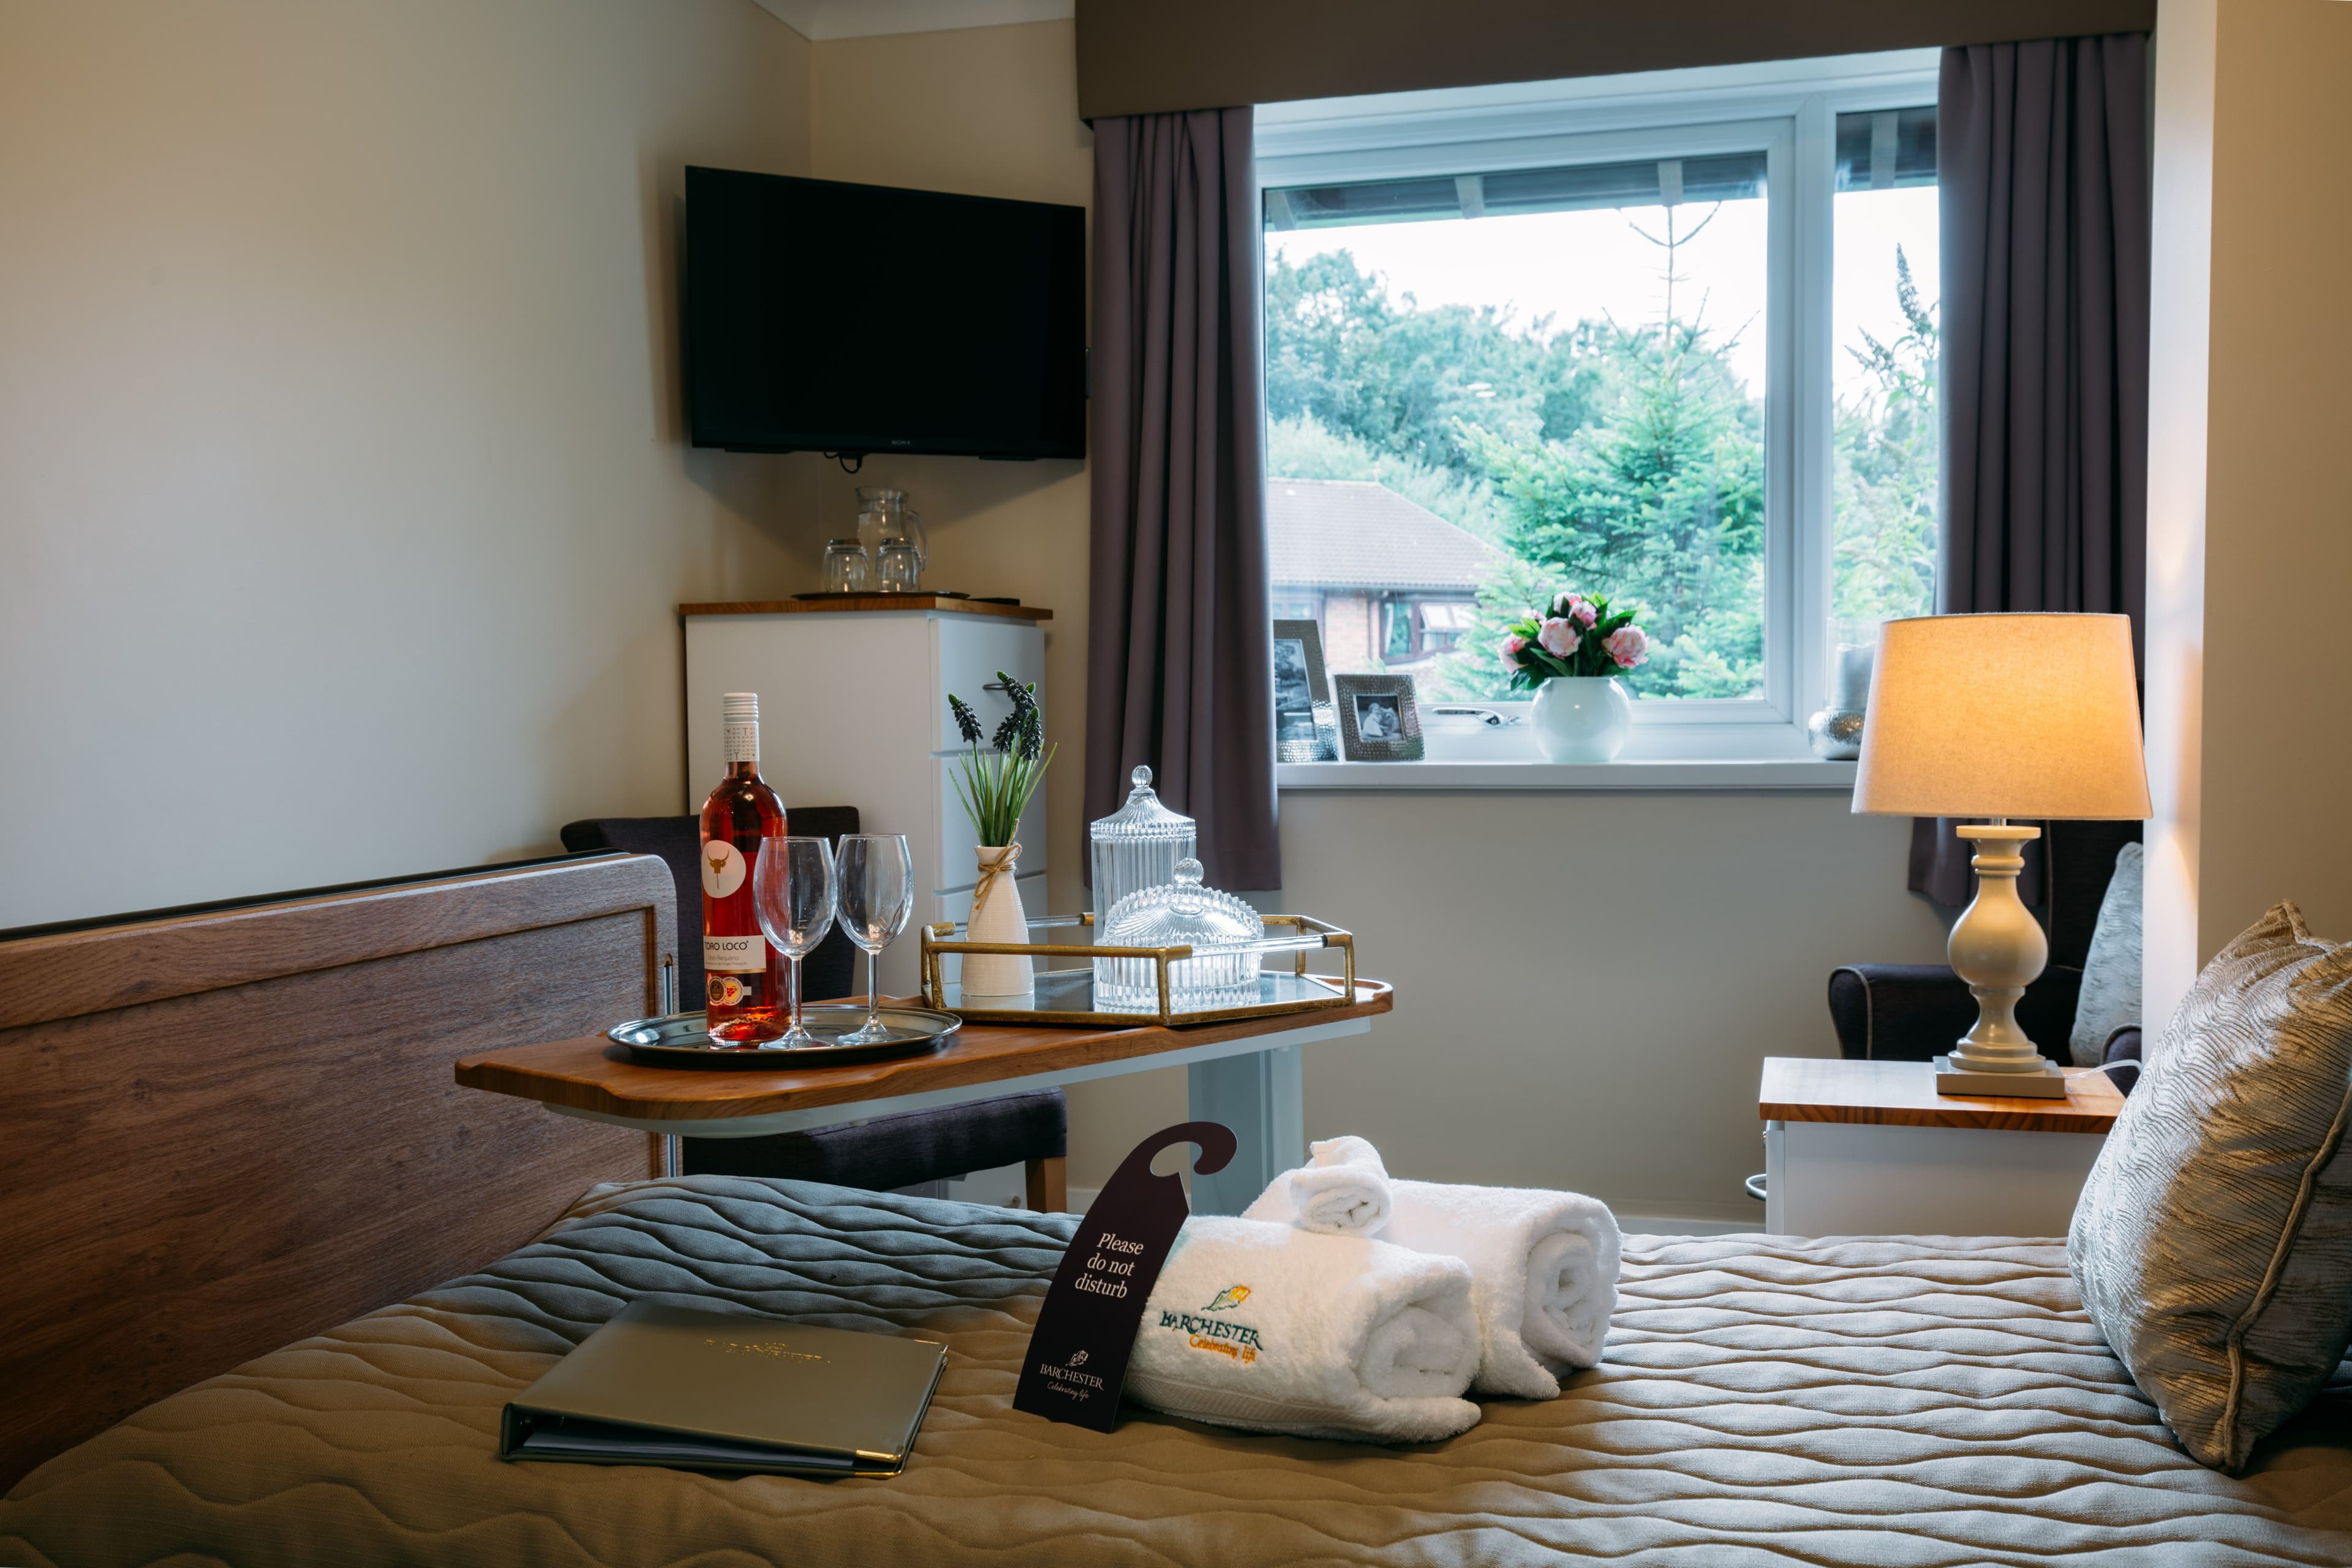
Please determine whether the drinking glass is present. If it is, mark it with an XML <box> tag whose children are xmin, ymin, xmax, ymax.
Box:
<box><xmin>822</xmin><ymin>538</ymin><xmax>870</xmax><ymax>592</ymax></box>
<box><xmin>750</xmin><ymin>836</ymin><xmax>837</xmax><ymax>1047</ymax></box>
<box><xmin>875</xmin><ymin>541</ymin><xmax>921</xmax><ymax>593</ymax></box>
<box><xmin>835</xmin><ymin>833</ymin><xmax>914</xmax><ymax>1044</ymax></box>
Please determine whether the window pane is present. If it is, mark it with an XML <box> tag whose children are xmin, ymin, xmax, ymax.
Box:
<box><xmin>1265</xmin><ymin>154</ymin><xmax>1770</xmax><ymax>701</ymax></box>
<box><xmin>1830</xmin><ymin>107</ymin><xmax>1939</xmax><ymax>668</ymax></box>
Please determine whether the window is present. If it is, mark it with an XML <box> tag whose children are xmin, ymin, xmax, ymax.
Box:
<box><xmin>1258</xmin><ymin>55</ymin><xmax>1942</xmax><ymax>763</ymax></box>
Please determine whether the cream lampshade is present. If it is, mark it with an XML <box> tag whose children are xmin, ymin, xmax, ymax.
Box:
<box><xmin>1853</xmin><ymin>613</ymin><xmax>2152</xmax><ymax>1096</ymax></box>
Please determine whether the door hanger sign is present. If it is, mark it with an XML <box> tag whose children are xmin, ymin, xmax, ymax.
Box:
<box><xmin>1012</xmin><ymin>1120</ymin><xmax>1237</xmax><ymax>1432</ymax></box>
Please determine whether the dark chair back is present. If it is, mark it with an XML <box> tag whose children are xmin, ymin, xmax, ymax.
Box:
<box><xmin>559</xmin><ymin>810</ymin><xmax>860</xmax><ymax>1007</ymax></box>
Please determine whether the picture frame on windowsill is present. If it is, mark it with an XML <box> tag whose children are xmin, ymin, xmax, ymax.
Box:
<box><xmin>1333</xmin><ymin>673</ymin><xmax>1425</xmax><ymax>762</ymax></box>
<box><xmin>1272</xmin><ymin>618</ymin><xmax>1338</xmax><ymax>763</ymax></box>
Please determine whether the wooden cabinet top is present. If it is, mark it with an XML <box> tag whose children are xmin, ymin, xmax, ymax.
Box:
<box><xmin>1758</xmin><ymin>1055</ymin><xmax>2124</xmax><ymax>1134</ymax></box>
<box><xmin>680</xmin><ymin>595</ymin><xmax>1051</xmax><ymax>622</ymax></box>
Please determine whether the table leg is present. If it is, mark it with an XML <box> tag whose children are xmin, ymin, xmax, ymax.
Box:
<box><xmin>1186</xmin><ymin>1043</ymin><xmax>1305</xmax><ymax>1215</ymax></box>
<box><xmin>662</xmin><ymin>1134</ymin><xmax>681</xmax><ymax>1180</ymax></box>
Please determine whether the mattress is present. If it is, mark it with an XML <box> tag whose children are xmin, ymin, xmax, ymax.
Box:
<box><xmin>6</xmin><ymin>1175</ymin><xmax>2350</xmax><ymax>1568</ymax></box>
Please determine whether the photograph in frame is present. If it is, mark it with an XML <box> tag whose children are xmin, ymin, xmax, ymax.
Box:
<box><xmin>1332</xmin><ymin>673</ymin><xmax>1425</xmax><ymax>762</ymax></box>
<box><xmin>1272</xmin><ymin>617</ymin><xmax>1336</xmax><ymax>762</ymax></box>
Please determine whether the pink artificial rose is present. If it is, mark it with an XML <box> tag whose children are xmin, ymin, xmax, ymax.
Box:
<box><xmin>1604</xmin><ymin>626</ymin><xmax>1649</xmax><ymax>669</ymax></box>
<box><xmin>1537</xmin><ymin>616</ymin><xmax>1578</xmax><ymax>658</ymax></box>
<box><xmin>1499</xmin><ymin>632</ymin><xmax>1528</xmax><ymax>671</ymax></box>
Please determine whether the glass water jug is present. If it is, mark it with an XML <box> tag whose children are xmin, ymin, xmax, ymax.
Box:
<box><xmin>854</xmin><ymin>488</ymin><xmax>927</xmax><ymax>587</ymax></box>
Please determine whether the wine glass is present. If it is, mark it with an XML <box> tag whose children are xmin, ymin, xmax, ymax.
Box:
<box><xmin>751</xmin><ymin>836</ymin><xmax>837</xmax><ymax>1047</ymax></box>
<box><xmin>835</xmin><ymin>833</ymin><xmax>914</xmax><ymax>1044</ymax></box>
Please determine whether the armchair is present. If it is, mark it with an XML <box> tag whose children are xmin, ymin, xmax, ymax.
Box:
<box><xmin>1828</xmin><ymin>818</ymin><xmax>2143</xmax><ymax>1089</ymax></box>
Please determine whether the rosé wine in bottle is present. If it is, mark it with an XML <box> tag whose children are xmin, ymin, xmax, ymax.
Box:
<box><xmin>699</xmin><ymin>692</ymin><xmax>788</xmax><ymax>1043</ymax></box>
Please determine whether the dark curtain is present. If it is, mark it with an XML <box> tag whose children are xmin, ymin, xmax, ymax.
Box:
<box><xmin>1912</xmin><ymin>32</ymin><xmax>2150</xmax><ymax>907</ymax></box>
<box><xmin>1085</xmin><ymin>108</ymin><xmax>1281</xmax><ymax>892</ymax></box>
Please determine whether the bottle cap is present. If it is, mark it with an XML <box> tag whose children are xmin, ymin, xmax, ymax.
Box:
<box><xmin>723</xmin><ymin>692</ymin><xmax>759</xmax><ymax>722</ymax></box>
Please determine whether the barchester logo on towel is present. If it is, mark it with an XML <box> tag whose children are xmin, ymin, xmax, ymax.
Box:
<box><xmin>1158</xmin><ymin>1291</ymin><xmax>1267</xmax><ymax>1365</ymax></box>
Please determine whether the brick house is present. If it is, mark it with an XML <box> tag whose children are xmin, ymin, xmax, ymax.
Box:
<box><xmin>1267</xmin><ymin>478</ymin><xmax>1501</xmax><ymax>673</ymax></box>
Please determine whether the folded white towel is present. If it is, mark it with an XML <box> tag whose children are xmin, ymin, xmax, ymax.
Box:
<box><xmin>1380</xmin><ymin>1178</ymin><xmax>1621</xmax><ymax>1400</ymax></box>
<box><xmin>1241</xmin><ymin>1134</ymin><xmax>1393</xmax><ymax>1237</ymax></box>
<box><xmin>1121</xmin><ymin>1215</ymin><xmax>1482</xmax><ymax>1443</ymax></box>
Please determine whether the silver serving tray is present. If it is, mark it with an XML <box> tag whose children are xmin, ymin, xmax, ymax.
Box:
<box><xmin>608</xmin><ymin>1006</ymin><xmax>959</xmax><ymax>1069</ymax></box>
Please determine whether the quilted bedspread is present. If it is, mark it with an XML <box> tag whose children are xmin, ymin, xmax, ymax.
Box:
<box><xmin>7</xmin><ymin>1175</ymin><xmax>2352</xmax><ymax>1567</ymax></box>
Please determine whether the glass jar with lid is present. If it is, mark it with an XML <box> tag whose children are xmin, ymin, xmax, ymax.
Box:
<box><xmin>1089</xmin><ymin>766</ymin><xmax>1199</xmax><ymax>1003</ymax></box>
<box><xmin>1089</xmin><ymin>764</ymin><xmax>1195</xmax><ymax>915</ymax></box>
<box><xmin>1096</xmin><ymin>858</ymin><xmax>1264</xmax><ymax>1013</ymax></box>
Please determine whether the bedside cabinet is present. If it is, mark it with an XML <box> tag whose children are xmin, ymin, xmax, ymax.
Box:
<box><xmin>682</xmin><ymin>597</ymin><xmax>1051</xmax><ymax>998</ymax></box>
<box><xmin>1758</xmin><ymin>1056</ymin><xmax>2123</xmax><ymax>1237</ymax></box>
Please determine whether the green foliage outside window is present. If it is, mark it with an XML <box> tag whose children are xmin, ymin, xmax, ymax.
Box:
<box><xmin>1264</xmin><ymin>241</ymin><xmax>1938</xmax><ymax>705</ymax></box>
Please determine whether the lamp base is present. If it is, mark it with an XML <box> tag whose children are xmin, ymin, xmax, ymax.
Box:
<box><xmin>1932</xmin><ymin>1055</ymin><xmax>2071</xmax><ymax>1099</ymax></box>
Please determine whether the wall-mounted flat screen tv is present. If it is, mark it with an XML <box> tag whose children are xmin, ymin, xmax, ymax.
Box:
<box><xmin>685</xmin><ymin>166</ymin><xmax>1085</xmax><ymax>460</ymax></box>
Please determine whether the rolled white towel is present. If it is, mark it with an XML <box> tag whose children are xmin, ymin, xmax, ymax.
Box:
<box><xmin>1121</xmin><ymin>1215</ymin><xmax>1482</xmax><ymax>1443</ymax></box>
<box><xmin>1380</xmin><ymin>1179</ymin><xmax>1621</xmax><ymax>1400</ymax></box>
<box><xmin>1241</xmin><ymin>1134</ymin><xmax>1393</xmax><ymax>1237</ymax></box>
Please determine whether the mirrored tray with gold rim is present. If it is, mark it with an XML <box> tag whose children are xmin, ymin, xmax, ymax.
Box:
<box><xmin>919</xmin><ymin>913</ymin><xmax>1358</xmax><ymax>1027</ymax></box>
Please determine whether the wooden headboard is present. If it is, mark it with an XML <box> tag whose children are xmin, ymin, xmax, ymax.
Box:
<box><xmin>0</xmin><ymin>853</ymin><xmax>673</xmax><ymax>1488</ymax></box>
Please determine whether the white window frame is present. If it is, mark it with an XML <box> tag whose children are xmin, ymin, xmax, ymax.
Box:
<box><xmin>1257</xmin><ymin>50</ymin><xmax>1940</xmax><ymax>783</ymax></box>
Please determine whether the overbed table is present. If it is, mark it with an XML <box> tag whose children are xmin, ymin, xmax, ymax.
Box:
<box><xmin>455</xmin><ymin>982</ymin><xmax>1392</xmax><ymax>1215</ymax></box>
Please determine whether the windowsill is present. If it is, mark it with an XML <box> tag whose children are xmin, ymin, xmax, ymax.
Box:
<box><xmin>1278</xmin><ymin>758</ymin><xmax>1857</xmax><ymax>791</ymax></box>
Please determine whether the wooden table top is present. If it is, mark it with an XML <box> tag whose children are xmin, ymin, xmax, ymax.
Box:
<box><xmin>456</xmin><ymin>983</ymin><xmax>1391</xmax><ymax>1125</ymax></box>
<box><xmin>1758</xmin><ymin>1055</ymin><xmax>2125</xmax><ymax>1134</ymax></box>
<box><xmin>678</xmin><ymin>595</ymin><xmax>1050</xmax><ymax>621</ymax></box>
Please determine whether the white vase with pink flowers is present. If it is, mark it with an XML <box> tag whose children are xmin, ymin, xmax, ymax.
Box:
<box><xmin>1496</xmin><ymin>587</ymin><xmax>1651</xmax><ymax>764</ymax></box>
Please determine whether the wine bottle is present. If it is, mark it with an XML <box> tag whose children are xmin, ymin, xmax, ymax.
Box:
<box><xmin>699</xmin><ymin>691</ymin><xmax>788</xmax><ymax>1043</ymax></box>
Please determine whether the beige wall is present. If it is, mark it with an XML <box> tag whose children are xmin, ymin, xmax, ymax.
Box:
<box><xmin>0</xmin><ymin>0</ymin><xmax>815</xmax><ymax>926</ymax></box>
<box><xmin>801</xmin><ymin>20</ymin><xmax>1096</xmax><ymax>924</ymax></box>
<box><xmin>2143</xmin><ymin>0</ymin><xmax>2352</xmax><ymax>1038</ymax></box>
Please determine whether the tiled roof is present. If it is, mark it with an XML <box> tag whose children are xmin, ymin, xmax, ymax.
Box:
<box><xmin>1267</xmin><ymin>478</ymin><xmax>1500</xmax><ymax>594</ymax></box>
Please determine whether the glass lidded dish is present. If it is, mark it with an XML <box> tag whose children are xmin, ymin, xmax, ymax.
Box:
<box><xmin>1095</xmin><ymin>858</ymin><xmax>1264</xmax><ymax>1013</ymax></box>
<box><xmin>1088</xmin><ymin>764</ymin><xmax>1196</xmax><ymax>915</ymax></box>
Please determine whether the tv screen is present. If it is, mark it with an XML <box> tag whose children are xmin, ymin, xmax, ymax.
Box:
<box><xmin>685</xmin><ymin>167</ymin><xmax>1086</xmax><ymax>460</ymax></box>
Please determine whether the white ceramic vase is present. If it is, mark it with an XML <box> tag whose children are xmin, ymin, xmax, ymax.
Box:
<box><xmin>962</xmin><ymin>845</ymin><xmax>1034</xmax><ymax>1000</ymax></box>
<box><xmin>1531</xmin><ymin>676</ymin><xmax>1633</xmax><ymax>763</ymax></box>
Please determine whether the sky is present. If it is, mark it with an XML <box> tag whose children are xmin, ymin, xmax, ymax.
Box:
<box><xmin>1265</xmin><ymin>184</ymin><xmax>1939</xmax><ymax>405</ymax></box>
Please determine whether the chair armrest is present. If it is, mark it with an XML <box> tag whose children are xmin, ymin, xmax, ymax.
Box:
<box><xmin>1827</xmin><ymin>965</ymin><xmax>1976</xmax><ymax>1062</ymax></box>
<box><xmin>2101</xmin><ymin>1025</ymin><xmax>2143</xmax><ymax>1096</ymax></box>
<box><xmin>1826</xmin><ymin>963</ymin><xmax>2086</xmax><ymax>1065</ymax></box>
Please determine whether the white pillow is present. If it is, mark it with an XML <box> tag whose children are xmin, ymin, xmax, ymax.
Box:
<box><xmin>2069</xmin><ymin>841</ymin><xmax>2143</xmax><ymax>1066</ymax></box>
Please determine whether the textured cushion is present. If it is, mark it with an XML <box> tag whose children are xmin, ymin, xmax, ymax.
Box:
<box><xmin>2070</xmin><ymin>841</ymin><xmax>2144</xmax><ymax>1065</ymax></box>
<box><xmin>2070</xmin><ymin>902</ymin><xmax>2352</xmax><ymax>1471</ymax></box>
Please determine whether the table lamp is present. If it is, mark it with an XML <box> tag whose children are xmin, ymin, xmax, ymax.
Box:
<box><xmin>1852</xmin><ymin>613</ymin><xmax>2152</xmax><ymax>1097</ymax></box>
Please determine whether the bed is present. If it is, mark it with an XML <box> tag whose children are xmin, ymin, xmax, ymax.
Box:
<box><xmin>7</xmin><ymin>1174</ymin><xmax>2352</xmax><ymax>1567</ymax></box>
<box><xmin>6</xmin><ymin>862</ymin><xmax>2351</xmax><ymax>1566</ymax></box>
